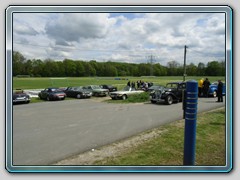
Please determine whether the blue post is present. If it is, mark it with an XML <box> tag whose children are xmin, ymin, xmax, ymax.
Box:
<box><xmin>183</xmin><ymin>80</ymin><xmax>198</xmax><ymax>165</ymax></box>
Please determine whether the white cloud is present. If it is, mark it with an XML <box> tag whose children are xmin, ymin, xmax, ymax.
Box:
<box><xmin>13</xmin><ymin>12</ymin><xmax>225</xmax><ymax>65</ymax></box>
<box><xmin>45</xmin><ymin>13</ymin><xmax>116</xmax><ymax>42</ymax></box>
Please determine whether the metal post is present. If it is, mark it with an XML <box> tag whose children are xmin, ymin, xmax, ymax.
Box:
<box><xmin>183</xmin><ymin>45</ymin><xmax>187</xmax><ymax>81</ymax></box>
<box><xmin>183</xmin><ymin>80</ymin><xmax>198</xmax><ymax>165</ymax></box>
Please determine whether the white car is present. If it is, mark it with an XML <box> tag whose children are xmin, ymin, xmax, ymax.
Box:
<box><xmin>109</xmin><ymin>86</ymin><xmax>144</xmax><ymax>100</ymax></box>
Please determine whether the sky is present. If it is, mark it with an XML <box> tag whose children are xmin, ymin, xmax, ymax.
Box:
<box><xmin>13</xmin><ymin>12</ymin><xmax>225</xmax><ymax>66</ymax></box>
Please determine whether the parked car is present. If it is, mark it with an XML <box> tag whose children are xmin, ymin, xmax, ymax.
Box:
<box><xmin>109</xmin><ymin>86</ymin><xmax>145</xmax><ymax>100</ymax></box>
<box><xmin>64</xmin><ymin>86</ymin><xmax>92</xmax><ymax>99</ymax></box>
<box><xmin>100</xmin><ymin>84</ymin><xmax>117</xmax><ymax>92</ymax></box>
<box><xmin>85</xmin><ymin>85</ymin><xmax>109</xmax><ymax>97</ymax></box>
<box><xmin>38</xmin><ymin>87</ymin><xmax>66</xmax><ymax>101</ymax></box>
<box><xmin>147</xmin><ymin>85</ymin><xmax>164</xmax><ymax>93</ymax></box>
<box><xmin>150</xmin><ymin>82</ymin><xmax>186</xmax><ymax>105</ymax></box>
<box><xmin>207</xmin><ymin>82</ymin><xmax>226</xmax><ymax>97</ymax></box>
<box><xmin>13</xmin><ymin>89</ymin><xmax>31</xmax><ymax>104</ymax></box>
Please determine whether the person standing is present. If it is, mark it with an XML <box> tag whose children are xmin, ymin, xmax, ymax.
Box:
<box><xmin>203</xmin><ymin>78</ymin><xmax>210</xmax><ymax>97</ymax></box>
<box><xmin>217</xmin><ymin>80</ymin><xmax>223</xmax><ymax>102</ymax></box>
<box><xmin>198</xmin><ymin>78</ymin><xmax>204</xmax><ymax>97</ymax></box>
<box><xmin>127</xmin><ymin>81</ymin><xmax>131</xmax><ymax>87</ymax></box>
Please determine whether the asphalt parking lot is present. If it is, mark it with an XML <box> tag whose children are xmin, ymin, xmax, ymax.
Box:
<box><xmin>12</xmin><ymin>97</ymin><xmax>225</xmax><ymax>165</ymax></box>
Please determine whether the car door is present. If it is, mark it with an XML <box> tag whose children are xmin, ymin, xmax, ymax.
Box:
<box><xmin>177</xmin><ymin>83</ymin><xmax>186</xmax><ymax>100</ymax></box>
<box><xmin>41</xmin><ymin>88</ymin><xmax>50</xmax><ymax>99</ymax></box>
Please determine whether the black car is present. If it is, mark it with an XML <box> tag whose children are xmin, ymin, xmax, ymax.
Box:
<box><xmin>64</xmin><ymin>86</ymin><xmax>92</xmax><ymax>99</ymax></box>
<box><xmin>38</xmin><ymin>87</ymin><xmax>66</xmax><ymax>101</ymax></box>
<box><xmin>150</xmin><ymin>82</ymin><xmax>186</xmax><ymax>105</ymax></box>
<box><xmin>100</xmin><ymin>84</ymin><xmax>117</xmax><ymax>92</ymax></box>
<box><xmin>147</xmin><ymin>85</ymin><xmax>164</xmax><ymax>93</ymax></box>
<box><xmin>13</xmin><ymin>89</ymin><xmax>31</xmax><ymax>104</ymax></box>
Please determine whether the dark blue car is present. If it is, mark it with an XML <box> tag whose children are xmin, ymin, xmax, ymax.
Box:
<box><xmin>208</xmin><ymin>82</ymin><xmax>226</xmax><ymax>97</ymax></box>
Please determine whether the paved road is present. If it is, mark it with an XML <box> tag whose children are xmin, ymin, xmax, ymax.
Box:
<box><xmin>12</xmin><ymin>97</ymin><xmax>225</xmax><ymax>165</ymax></box>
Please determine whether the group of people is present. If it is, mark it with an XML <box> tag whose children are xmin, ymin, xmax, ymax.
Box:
<box><xmin>198</xmin><ymin>78</ymin><xmax>223</xmax><ymax>102</ymax></box>
<box><xmin>127</xmin><ymin>80</ymin><xmax>153</xmax><ymax>90</ymax></box>
<box><xmin>198</xmin><ymin>78</ymin><xmax>210</xmax><ymax>97</ymax></box>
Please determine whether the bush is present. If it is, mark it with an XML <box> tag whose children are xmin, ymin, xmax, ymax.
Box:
<box><xmin>126</xmin><ymin>92</ymin><xmax>149</xmax><ymax>103</ymax></box>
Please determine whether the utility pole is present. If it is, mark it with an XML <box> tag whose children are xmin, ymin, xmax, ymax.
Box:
<box><xmin>183</xmin><ymin>45</ymin><xmax>188</xmax><ymax>81</ymax></box>
<box><xmin>147</xmin><ymin>54</ymin><xmax>156</xmax><ymax>76</ymax></box>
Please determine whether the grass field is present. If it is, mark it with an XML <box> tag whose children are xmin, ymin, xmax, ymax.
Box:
<box><xmin>13</xmin><ymin>76</ymin><xmax>225</xmax><ymax>90</ymax></box>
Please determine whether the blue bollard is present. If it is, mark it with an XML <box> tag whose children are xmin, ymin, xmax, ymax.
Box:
<box><xmin>183</xmin><ymin>80</ymin><xmax>198</xmax><ymax>165</ymax></box>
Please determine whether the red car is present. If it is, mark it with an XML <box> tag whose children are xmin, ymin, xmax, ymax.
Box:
<box><xmin>38</xmin><ymin>88</ymin><xmax>66</xmax><ymax>101</ymax></box>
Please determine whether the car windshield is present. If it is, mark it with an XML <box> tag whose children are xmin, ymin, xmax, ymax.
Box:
<box><xmin>46</xmin><ymin>88</ymin><xmax>58</xmax><ymax>92</ymax></box>
<box><xmin>72</xmin><ymin>87</ymin><xmax>80</xmax><ymax>91</ymax></box>
<box><xmin>78</xmin><ymin>86</ymin><xmax>84</xmax><ymax>90</ymax></box>
<box><xmin>91</xmin><ymin>85</ymin><xmax>100</xmax><ymax>89</ymax></box>
<box><xmin>13</xmin><ymin>90</ymin><xmax>23</xmax><ymax>94</ymax></box>
<box><xmin>166</xmin><ymin>83</ymin><xmax>178</xmax><ymax>88</ymax></box>
<box><xmin>211</xmin><ymin>82</ymin><xmax>218</xmax><ymax>86</ymax></box>
<box><xmin>150</xmin><ymin>86</ymin><xmax>163</xmax><ymax>90</ymax></box>
<box><xmin>123</xmin><ymin>86</ymin><xmax>130</xmax><ymax>91</ymax></box>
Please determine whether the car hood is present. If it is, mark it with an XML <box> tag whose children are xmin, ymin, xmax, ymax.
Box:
<box><xmin>111</xmin><ymin>90</ymin><xmax>143</xmax><ymax>94</ymax></box>
<box><xmin>164</xmin><ymin>88</ymin><xmax>174</xmax><ymax>92</ymax></box>
<box><xmin>13</xmin><ymin>93</ymin><xmax>28</xmax><ymax>97</ymax></box>
<box><xmin>93</xmin><ymin>88</ymin><xmax>108</xmax><ymax>92</ymax></box>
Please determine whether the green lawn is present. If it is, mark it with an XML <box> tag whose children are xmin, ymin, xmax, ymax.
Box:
<box><xmin>13</xmin><ymin>76</ymin><xmax>225</xmax><ymax>90</ymax></box>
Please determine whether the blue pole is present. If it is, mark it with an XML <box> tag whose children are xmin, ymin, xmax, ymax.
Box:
<box><xmin>183</xmin><ymin>80</ymin><xmax>198</xmax><ymax>165</ymax></box>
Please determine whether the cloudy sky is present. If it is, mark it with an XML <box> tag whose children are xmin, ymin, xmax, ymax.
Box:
<box><xmin>13</xmin><ymin>12</ymin><xmax>225</xmax><ymax>66</ymax></box>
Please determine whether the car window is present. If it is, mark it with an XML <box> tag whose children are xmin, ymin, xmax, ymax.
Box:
<box><xmin>166</xmin><ymin>83</ymin><xmax>178</xmax><ymax>88</ymax></box>
<box><xmin>179</xmin><ymin>83</ymin><xmax>186</xmax><ymax>89</ymax></box>
<box><xmin>123</xmin><ymin>86</ymin><xmax>130</xmax><ymax>91</ymax></box>
<box><xmin>92</xmin><ymin>85</ymin><xmax>100</xmax><ymax>89</ymax></box>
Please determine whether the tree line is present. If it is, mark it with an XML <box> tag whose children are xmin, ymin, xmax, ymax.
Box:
<box><xmin>13</xmin><ymin>51</ymin><xmax>225</xmax><ymax>77</ymax></box>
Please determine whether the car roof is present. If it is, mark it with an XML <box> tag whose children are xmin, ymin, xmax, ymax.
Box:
<box><xmin>47</xmin><ymin>87</ymin><xmax>59</xmax><ymax>89</ymax></box>
<box><xmin>167</xmin><ymin>82</ymin><xmax>184</xmax><ymax>84</ymax></box>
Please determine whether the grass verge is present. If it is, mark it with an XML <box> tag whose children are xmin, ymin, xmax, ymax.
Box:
<box><xmin>94</xmin><ymin>108</ymin><xmax>225</xmax><ymax>166</ymax></box>
<box><xmin>105</xmin><ymin>92</ymin><xmax>150</xmax><ymax>104</ymax></box>
<box><xmin>29</xmin><ymin>97</ymin><xmax>77</xmax><ymax>103</ymax></box>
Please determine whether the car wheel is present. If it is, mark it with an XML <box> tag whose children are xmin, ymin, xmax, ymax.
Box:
<box><xmin>213</xmin><ymin>91</ymin><xmax>217</xmax><ymax>98</ymax></box>
<box><xmin>76</xmin><ymin>94</ymin><xmax>81</xmax><ymax>99</ymax></box>
<box><xmin>122</xmin><ymin>95</ymin><xmax>127</xmax><ymax>100</ymax></box>
<box><xmin>46</xmin><ymin>96</ymin><xmax>50</xmax><ymax>101</ymax></box>
<box><xmin>151</xmin><ymin>100</ymin><xmax>156</xmax><ymax>104</ymax></box>
<box><xmin>165</xmin><ymin>95</ymin><xmax>173</xmax><ymax>105</ymax></box>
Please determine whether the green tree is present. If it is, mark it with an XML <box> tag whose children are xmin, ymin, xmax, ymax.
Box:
<box><xmin>167</xmin><ymin>61</ymin><xmax>180</xmax><ymax>76</ymax></box>
<box><xmin>63</xmin><ymin>59</ymin><xmax>77</xmax><ymax>77</ymax></box>
<box><xmin>13</xmin><ymin>51</ymin><xmax>26</xmax><ymax>76</ymax></box>
<box><xmin>75</xmin><ymin>61</ymin><xmax>85</xmax><ymax>77</ymax></box>
<box><xmin>83</xmin><ymin>62</ymin><xmax>96</xmax><ymax>76</ymax></box>
<box><xmin>186</xmin><ymin>63</ymin><xmax>197</xmax><ymax>76</ymax></box>
<box><xmin>42</xmin><ymin>59</ymin><xmax>59</xmax><ymax>77</ymax></box>
<box><xmin>24</xmin><ymin>60</ymin><xmax>33</xmax><ymax>76</ymax></box>
<box><xmin>197</xmin><ymin>62</ymin><xmax>206</xmax><ymax>76</ymax></box>
<box><xmin>206</xmin><ymin>61</ymin><xmax>222</xmax><ymax>76</ymax></box>
<box><xmin>104</xmin><ymin>63</ymin><xmax>117</xmax><ymax>76</ymax></box>
<box><xmin>32</xmin><ymin>59</ymin><xmax>44</xmax><ymax>77</ymax></box>
<box><xmin>55</xmin><ymin>61</ymin><xmax>65</xmax><ymax>77</ymax></box>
